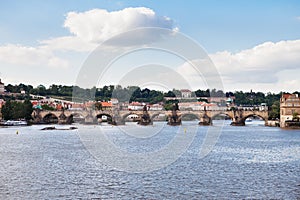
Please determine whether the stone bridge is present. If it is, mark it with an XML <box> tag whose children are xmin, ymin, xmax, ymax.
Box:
<box><xmin>32</xmin><ymin>108</ymin><xmax>269</xmax><ymax>126</ymax></box>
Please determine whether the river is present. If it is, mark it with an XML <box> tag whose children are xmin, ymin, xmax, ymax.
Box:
<box><xmin>0</xmin><ymin>121</ymin><xmax>299</xmax><ymax>199</ymax></box>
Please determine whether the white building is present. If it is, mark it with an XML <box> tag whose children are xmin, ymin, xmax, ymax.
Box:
<box><xmin>128</xmin><ymin>102</ymin><xmax>144</xmax><ymax>110</ymax></box>
<box><xmin>178</xmin><ymin>102</ymin><xmax>204</xmax><ymax>111</ymax></box>
<box><xmin>0</xmin><ymin>79</ymin><xmax>4</xmax><ymax>94</ymax></box>
<box><xmin>180</xmin><ymin>89</ymin><xmax>192</xmax><ymax>98</ymax></box>
<box><xmin>149</xmin><ymin>104</ymin><xmax>163</xmax><ymax>111</ymax></box>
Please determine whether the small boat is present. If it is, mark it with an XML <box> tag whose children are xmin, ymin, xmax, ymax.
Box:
<box><xmin>3</xmin><ymin>120</ymin><xmax>28</xmax><ymax>126</ymax></box>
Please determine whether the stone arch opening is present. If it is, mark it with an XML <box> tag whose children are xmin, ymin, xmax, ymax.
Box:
<box><xmin>150</xmin><ymin>113</ymin><xmax>167</xmax><ymax>121</ymax></box>
<box><xmin>96</xmin><ymin>113</ymin><xmax>113</xmax><ymax>123</ymax></box>
<box><xmin>121</xmin><ymin>112</ymin><xmax>141</xmax><ymax>122</ymax></box>
<box><xmin>180</xmin><ymin>113</ymin><xmax>200</xmax><ymax>121</ymax></box>
<box><xmin>43</xmin><ymin>113</ymin><xmax>58</xmax><ymax>124</ymax></box>
<box><xmin>211</xmin><ymin>113</ymin><xmax>233</xmax><ymax>121</ymax></box>
<box><xmin>71</xmin><ymin>113</ymin><xmax>85</xmax><ymax>123</ymax></box>
<box><xmin>242</xmin><ymin>114</ymin><xmax>266</xmax><ymax>125</ymax></box>
<box><xmin>125</xmin><ymin>114</ymin><xmax>140</xmax><ymax>122</ymax></box>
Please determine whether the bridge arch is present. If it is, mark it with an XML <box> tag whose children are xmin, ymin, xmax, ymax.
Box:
<box><xmin>43</xmin><ymin>113</ymin><xmax>59</xmax><ymax>124</ymax></box>
<box><xmin>150</xmin><ymin>112</ymin><xmax>166</xmax><ymax>121</ymax></box>
<box><xmin>69</xmin><ymin>113</ymin><xmax>85</xmax><ymax>123</ymax></box>
<box><xmin>70</xmin><ymin>112</ymin><xmax>85</xmax><ymax>118</ymax></box>
<box><xmin>180</xmin><ymin>113</ymin><xmax>200</xmax><ymax>121</ymax></box>
<box><xmin>96</xmin><ymin>113</ymin><xmax>113</xmax><ymax>123</ymax></box>
<box><xmin>211</xmin><ymin>112</ymin><xmax>233</xmax><ymax>120</ymax></box>
<box><xmin>121</xmin><ymin>112</ymin><xmax>142</xmax><ymax>122</ymax></box>
<box><xmin>242</xmin><ymin>114</ymin><xmax>267</xmax><ymax>123</ymax></box>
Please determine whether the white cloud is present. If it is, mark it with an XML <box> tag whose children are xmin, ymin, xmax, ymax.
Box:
<box><xmin>210</xmin><ymin>40</ymin><xmax>300</xmax><ymax>82</ymax></box>
<box><xmin>39</xmin><ymin>36</ymin><xmax>97</xmax><ymax>52</ymax></box>
<box><xmin>0</xmin><ymin>44</ymin><xmax>69</xmax><ymax>68</ymax></box>
<box><xmin>178</xmin><ymin>40</ymin><xmax>300</xmax><ymax>92</ymax></box>
<box><xmin>0</xmin><ymin>7</ymin><xmax>176</xmax><ymax>70</ymax></box>
<box><xmin>43</xmin><ymin>7</ymin><xmax>177</xmax><ymax>51</ymax></box>
<box><xmin>64</xmin><ymin>7</ymin><xmax>174</xmax><ymax>42</ymax></box>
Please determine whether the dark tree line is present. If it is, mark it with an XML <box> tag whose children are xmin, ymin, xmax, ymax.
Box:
<box><xmin>1</xmin><ymin>99</ymin><xmax>33</xmax><ymax>121</ymax></box>
<box><xmin>4</xmin><ymin>82</ymin><xmax>294</xmax><ymax>107</ymax></box>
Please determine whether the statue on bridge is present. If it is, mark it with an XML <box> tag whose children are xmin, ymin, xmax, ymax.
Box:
<box><xmin>138</xmin><ymin>105</ymin><xmax>152</xmax><ymax>125</ymax></box>
<box><xmin>167</xmin><ymin>103</ymin><xmax>181</xmax><ymax>126</ymax></box>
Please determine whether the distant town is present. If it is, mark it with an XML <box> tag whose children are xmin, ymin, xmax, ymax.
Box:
<box><xmin>0</xmin><ymin>79</ymin><xmax>299</xmax><ymax>128</ymax></box>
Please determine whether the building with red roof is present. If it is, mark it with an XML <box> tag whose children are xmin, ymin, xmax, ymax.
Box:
<box><xmin>280</xmin><ymin>93</ymin><xmax>300</xmax><ymax>127</ymax></box>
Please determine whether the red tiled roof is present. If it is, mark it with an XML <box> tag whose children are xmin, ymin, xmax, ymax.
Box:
<box><xmin>130</xmin><ymin>102</ymin><xmax>143</xmax><ymax>106</ymax></box>
<box><xmin>180</xmin><ymin>89</ymin><xmax>191</xmax><ymax>92</ymax></box>
<box><xmin>282</xmin><ymin>93</ymin><xmax>291</xmax><ymax>99</ymax></box>
<box><xmin>101</xmin><ymin>102</ymin><xmax>112</xmax><ymax>107</ymax></box>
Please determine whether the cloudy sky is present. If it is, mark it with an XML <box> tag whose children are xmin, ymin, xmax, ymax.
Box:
<box><xmin>0</xmin><ymin>0</ymin><xmax>300</xmax><ymax>93</ymax></box>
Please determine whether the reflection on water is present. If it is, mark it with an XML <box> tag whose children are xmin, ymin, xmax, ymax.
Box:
<box><xmin>0</xmin><ymin>122</ymin><xmax>300</xmax><ymax>199</ymax></box>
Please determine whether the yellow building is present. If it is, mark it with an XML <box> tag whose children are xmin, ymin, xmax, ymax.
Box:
<box><xmin>280</xmin><ymin>93</ymin><xmax>300</xmax><ymax>127</ymax></box>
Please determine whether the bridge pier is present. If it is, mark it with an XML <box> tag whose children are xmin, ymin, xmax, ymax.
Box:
<box><xmin>110</xmin><ymin>116</ymin><xmax>125</xmax><ymax>125</ymax></box>
<box><xmin>199</xmin><ymin>110</ymin><xmax>212</xmax><ymax>126</ymax></box>
<box><xmin>230</xmin><ymin>120</ymin><xmax>245</xmax><ymax>126</ymax></box>
<box><xmin>230</xmin><ymin>110</ymin><xmax>245</xmax><ymax>126</ymax></box>
<box><xmin>58</xmin><ymin>110</ymin><xmax>73</xmax><ymax>124</ymax></box>
<box><xmin>110</xmin><ymin>109</ymin><xmax>125</xmax><ymax>125</ymax></box>
<box><xmin>138</xmin><ymin>108</ymin><xmax>153</xmax><ymax>126</ymax></box>
<box><xmin>32</xmin><ymin>109</ymin><xmax>43</xmax><ymax>124</ymax></box>
<box><xmin>84</xmin><ymin>116</ymin><xmax>96</xmax><ymax>124</ymax></box>
<box><xmin>167</xmin><ymin>111</ymin><xmax>181</xmax><ymax>126</ymax></box>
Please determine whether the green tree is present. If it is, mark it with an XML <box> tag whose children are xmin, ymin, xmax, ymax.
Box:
<box><xmin>292</xmin><ymin>112</ymin><xmax>299</xmax><ymax>121</ymax></box>
<box><xmin>23</xmin><ymin>99</ymin><xmax>33</xmax><ymax>120</ymax></box>
<box><xmin>95</xmin><ymin>102</ymin><xmax>102</xmax><ymax>111</ymax></box>
<box><xmin>41</xmin><ymin>104</ymin><xmax>56</xmax><ymax>111</ymax></box>
<box><xmin>1</xmin><ymin>99</ymin><xmax>33</xmax><ymax>121</ymax></box>
<box><xmin>164</xmin><ymin>91</ymin><xmax>176</xmax><ymax>97</ymax></box>
<box><xmin>37</xmin><ymin>85</ymin><xmax>47</xmax><ymax>96</ymax></box>
<box><xmin>1</xmin><ymin>100</ymin><xmax>13</xmax><ymax>120</ymax></box>
<box><xmin>195</xmin><ymin>89</ymin><xmax>210</xmax><ymax>97</ymax></box>
<box><xmin>268</xmin><ymin>101</ymin><xmax>280</xmax><ymax>120</ymax></box>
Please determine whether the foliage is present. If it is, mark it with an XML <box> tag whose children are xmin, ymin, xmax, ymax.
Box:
<box><xmin>194</xmin><ymin>89</ymin><xmax>210</xmax><ymax>97</ymax></box>
<box><xmin>233</xmin><ymin>91</ymin><xmax>280</xmax><ymax>106</ymax></box>
<box><xmin>41</xmin><ymin>104</ymin><xmax>56</xmax><ymax>111</ymax></box>
<box><xmin>164</xmin><ymin>103</ymin><xmax>173</xmax><ymax>111</ymax></box>
<box><xmin>4</xmin><ymin>83</ymin><xmax>285</xmax><ymax>111</ymax></box>
<box><xmin>268</xmin><ymin>101</ymin><xmax>280</xmax><ymax>120</ymax></box>
<box><xmin>164</xmin><ymin>91</ymin><xmax>176</xmax><ymax>97</ymax></box>
<box><xmin>95</xmin><ymin>102</ymin><xmax>102</xmax><ymax>111</ymax></box>
<box><xmin>292</xmin><ymin>112</ymin><xmax>299</xmax><ymax>121</ymax></box>
<box><xmin>1</xmin><ymin>99</ymin><xmax>33</xmax><ymax>120</ymax></box>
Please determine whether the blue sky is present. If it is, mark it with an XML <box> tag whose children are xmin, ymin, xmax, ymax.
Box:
<box><xmin>0</xmin><ymin>0</ymin><xmax>300</xmax><ymax>92</ymax></box>
<box><xmin>1</xmin><ymin>0</ymin><xmax>300</xmax><ymax>52</ymax></box>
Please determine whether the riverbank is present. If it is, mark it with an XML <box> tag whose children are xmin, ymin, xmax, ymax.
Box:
<box><xmin>265</xmin><ymin>120</ymin><xmax>280</xmax><ymax>127</ymax></box>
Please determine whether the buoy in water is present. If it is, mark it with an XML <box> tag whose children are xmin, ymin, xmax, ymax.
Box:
<box><xmin>16</xmin><ymin>131</ymin><xmax>19</xmax><ymax>135</ymax></box>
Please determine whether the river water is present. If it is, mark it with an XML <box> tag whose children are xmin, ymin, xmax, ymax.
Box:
<box><xmin>0</xmin><ymin>121</ymin><xmax>299</xmax><ymax>199</ymax></box>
